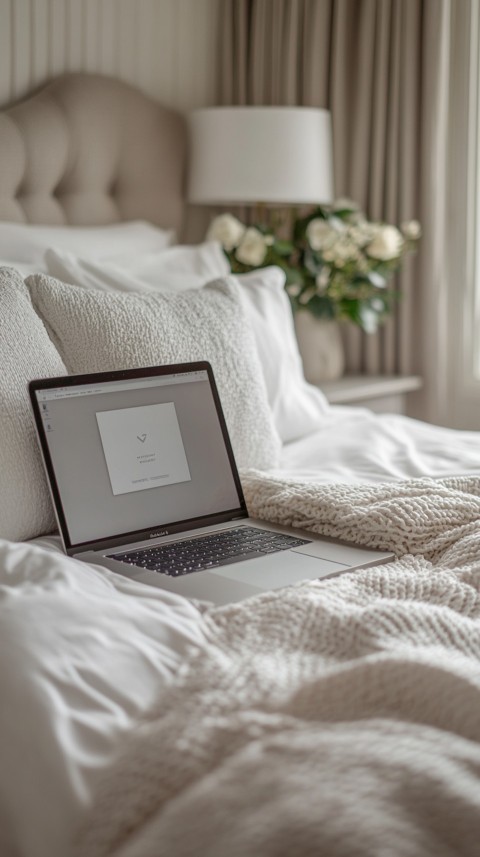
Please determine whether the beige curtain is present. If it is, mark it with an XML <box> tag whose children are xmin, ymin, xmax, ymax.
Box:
<box><xmin>218</xmin><ymin>0</ymin><xmax>453</xmax><ymax>423</ymax></box>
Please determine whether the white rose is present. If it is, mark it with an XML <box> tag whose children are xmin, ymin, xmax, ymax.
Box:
<box><xmin>400</xmin><ymin>220</ymin><xmax>422</xmax><ymax>241</ymax></box>
<box><xmin>306</xmin><ymin>218</ymin><xmax>334</xmax><ymax>251</ymax></box>
<box><xmin>333</xmin><ymin>238</ymin><xmax>357</xmax><ymax>262</ymax></box>
<box><xmin>206</xmin><ymin>213</ymin><xmax>245</xmax><ymax>251</ymax></box>
<box><xmin>347</xmin><ymin>220</ymin><xmax>377</xmax><ymax>247</ymax></box>
<box><xmin>322</xmin><ymin>248</ymin><xmax>336</xmax><ymax>263</ymax></box>
<box><xmin>235</xmin><ymin>227</ymin><xmax>268</xmax><ymax>266</ymax></box>
<box><xmin>321</xmin><ymin>237</ymin><xmax>356</xmax><ymax>269</ymax></box>
<box><xmin>366</xmin><ymin>225</ymin><xmax>403</xmax><ymax>261</ymax></box>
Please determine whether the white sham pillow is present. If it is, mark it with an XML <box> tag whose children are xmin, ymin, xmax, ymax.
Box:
<box><xmin>44</xmin><ymin>240</ymin><xmax>229</xmax><ymax>293</ymax></box>
<box><xmin>0</xmin><ymin>267</ymin><xmax>67</xmax><ymax>541</ymax></box>
<box><xmin>0</xmin><ymin>220</ymin><xmax>174</xmax><ymax>265</ymax></box>
<box><xmin>27</xmin><ymin>273</ymin><xmax>281</xmax><ymax>471</ymax></box>
<box><xmin>237</xmin><ymin>267</ymin><xmax>330</xmax><ymax>443</ymax></box>
<box><xmin>0</xmin><ymin>536</ymin><xmax>208</xmax><ymax>857</ymax></box>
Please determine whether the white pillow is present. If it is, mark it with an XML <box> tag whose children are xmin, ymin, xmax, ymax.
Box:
<box><xmin>43</xmin><ymin>244</ymin><xmax>329</xmax><ymax>442</ymax></box>
<box><xmin>0</xmin><ymin>536</ymin><xmax>208</xmax><ymax>857</ymax></box>
<box><xmin>27</xmin><ymin>273</ymin><xmax>281</xmax><ymax>471</ymax></box>
<box><xmin>44</xmin><ymin>240</ymin><xmax>229</xmax><ymax>293</ymax></box>
<box><xmin>0</xmin><ymin>267</ymin><xmax>67</xmax><ymax>541</ymax></box>
<box><xmin>0</xmin><ymin>220</ymin><xmax>174</xmax><ymax>265</ymax></box>
<box><xmin>237</xmin><ymin>267</ymin><xmax>330</xmax><ymax>443</ymax></box>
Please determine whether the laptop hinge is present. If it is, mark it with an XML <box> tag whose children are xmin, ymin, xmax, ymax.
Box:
<box><xmin>67</xmin><ymin>508</ymin><xmax>249</xmax><ymax>556</ymax></box>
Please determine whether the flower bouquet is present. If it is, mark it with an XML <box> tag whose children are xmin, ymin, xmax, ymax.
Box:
<box><xmin>207</xmin><ymin>201</ymin><xmax>420</xmax><ymax>334</ymax></box>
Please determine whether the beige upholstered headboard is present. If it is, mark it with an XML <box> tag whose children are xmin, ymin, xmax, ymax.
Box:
<box><xmin>0</xmin><ymin>74</ymin><xmax>186</xmax><ymax>233</ymax></box>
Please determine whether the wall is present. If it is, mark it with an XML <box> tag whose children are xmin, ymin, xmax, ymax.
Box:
<box><xmin>0</xmin><ymin>0</ymin><xmax>221</xmax><ymax>110</ymax></box>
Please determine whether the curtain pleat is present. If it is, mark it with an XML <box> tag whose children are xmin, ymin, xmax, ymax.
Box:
<box><xmin>217</xmin><ymin>0</ymin><xmax>436</xmax><ymax>382</ymax></box>
<box><xmin>416</xmin><ymin>0</ymin><xmax>451</xmax><ymax>423</ymax></box>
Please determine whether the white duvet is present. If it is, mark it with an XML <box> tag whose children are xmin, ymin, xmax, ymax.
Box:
<box><xmin>279</xmin><ymin>406</ymin><xmax>480</xmax><ymax>483</ymax></box>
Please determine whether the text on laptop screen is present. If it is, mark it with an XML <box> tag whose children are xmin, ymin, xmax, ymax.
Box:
<box><xmin>35</xmin><ymin>370</ymin><xmax>243</xmax><ymax>546</ymax></box>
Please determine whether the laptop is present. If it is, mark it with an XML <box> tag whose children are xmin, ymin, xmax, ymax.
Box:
<box><xmin>29</xmin><ymin>362</ymin><xmax>393</xmax><ymax>606</ymax></box>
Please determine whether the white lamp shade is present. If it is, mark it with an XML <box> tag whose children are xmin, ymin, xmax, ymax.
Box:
<box><xmin>187</xmin><ymin>106</ymin><xmax>334</xmax><ymax>206</ymax></box>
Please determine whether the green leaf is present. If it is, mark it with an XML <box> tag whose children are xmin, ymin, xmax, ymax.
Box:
<box><xmin>282</xmin><ymin>265</ymin><xmax>305</xmax><ymax>287</ymax></box>
<box><xmin>254</xmin><ymin>223</ymin><xmax>273</xmax><ymax>237</ymax></box>
<box><xmin>272</xmin><ymin>239</ymin><xmax>295</xmax><ymax>256</ymax></box>
<box><xmin>332</xmin><ymin>205</ymin><xmax>357</xmax><ymax>220</ymax></box>
<box><xmin>306</xmin><ymin>294</ymin><xmax>336</xmax><ymax>320</ymax></box>
<box><xmin>338</xmin><ymin>299</ymin><xmax>362</xmax><ymax>325</ymax></box>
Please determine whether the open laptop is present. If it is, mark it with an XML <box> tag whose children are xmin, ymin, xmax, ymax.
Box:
<box><xmin>29</xmin><ymin>362</ymin><xmax>393</xmax><ymax>606</ymax></box>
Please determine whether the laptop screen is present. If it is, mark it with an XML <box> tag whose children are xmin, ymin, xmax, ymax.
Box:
<box><xmin>31</xmin><ymin>365</ymin><xmax>245</xmax><ymax>551</ymax></box>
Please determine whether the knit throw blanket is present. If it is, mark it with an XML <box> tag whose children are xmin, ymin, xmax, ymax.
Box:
<box><xmin>76</xmin><ymin>474</ymin><xmax>480</xmax><ymax>857</ymax></box>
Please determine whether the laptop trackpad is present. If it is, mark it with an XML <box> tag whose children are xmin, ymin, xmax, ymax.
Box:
<box><xmin>213</xmin><ymin>551</ymin><xmax>349</xmax><ymax>589</ymax></box>
<box><xmin>133</xmin><ymin>568</ymin><xmax>263</xmax><ymax>603</ymax></box>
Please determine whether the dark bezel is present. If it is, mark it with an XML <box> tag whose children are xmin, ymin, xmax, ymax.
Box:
<box><xmin>29</xmin><ymin>361</ymin><xmax>248</xmax><ymax>556</ymax></box>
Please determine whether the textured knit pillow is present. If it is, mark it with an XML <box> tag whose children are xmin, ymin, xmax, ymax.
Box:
<box><xmin>0</xmin><ymin>268</ymin><xmax>67</xmax><ymax>541</ymax></box>
<box><xmin>27</xmin><ymin>274</ymin><xmax>281</xmax><ymax>471</ymax></box>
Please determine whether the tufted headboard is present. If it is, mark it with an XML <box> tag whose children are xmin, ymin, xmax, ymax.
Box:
<box><xmin>0</xmin><ymin>73</ymin><xmax>187</xmax><ymax>233</ymax></box>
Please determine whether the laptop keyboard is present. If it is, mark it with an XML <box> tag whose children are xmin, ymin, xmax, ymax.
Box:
<box><xmin>107</xmin><ymin>526</ymin><xmax>310</xmax><ymax>577</ymax></box>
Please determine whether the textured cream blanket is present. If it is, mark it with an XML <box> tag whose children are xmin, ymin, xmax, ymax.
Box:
<box><xmin>77</xmin><ymin>475</ymin><xmax>480</xmax><ymax>857</ymax></box>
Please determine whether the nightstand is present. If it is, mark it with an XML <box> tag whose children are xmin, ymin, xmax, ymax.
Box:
<box><xmin>320</xmin><ymin>375</ymin><xmax>423</xmax><ymax>414</ymax></box>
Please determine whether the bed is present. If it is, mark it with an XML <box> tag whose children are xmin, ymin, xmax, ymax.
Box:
<box><xmin>2</xmin><ymin>74</ymin><xmax>480</xmax><ymax>857</ymax></box>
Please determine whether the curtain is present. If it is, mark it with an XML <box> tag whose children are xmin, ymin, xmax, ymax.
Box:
<box><xmin>218</xmin><ymin>0</ymin><xmax>453</xmax><ymax>423</ymax></box>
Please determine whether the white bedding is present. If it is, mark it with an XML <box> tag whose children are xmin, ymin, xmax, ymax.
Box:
<box><xmin>278</xmin><ymin>406</ymin><xmax>480</xmax><ymax>483</ymax></box>
<box><xmin>2</xmin><ymin>436</ymin><xmax>479</xmax><ymax>857</ymax></box>
<box><xmin>4</xmin><ymin>405</ymin><xmax>472</xmax><ymax>857</ymax></box>
<box><xmin>1</xmin><ymin>225</ymin><xmax>480</xmax><ymax>857</ymax></box>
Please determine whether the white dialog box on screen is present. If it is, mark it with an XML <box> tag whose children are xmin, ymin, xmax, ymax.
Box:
<box><xmin>96</xmin><ymin>402</ymin><xmax>191</xmax><ymax>496</ymax></box>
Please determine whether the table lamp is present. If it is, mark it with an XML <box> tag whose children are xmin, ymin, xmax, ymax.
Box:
<box><xmin>187</xmin><ymin>106</ymin><xmax>334</xmax><ymax>208</ymax></box>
